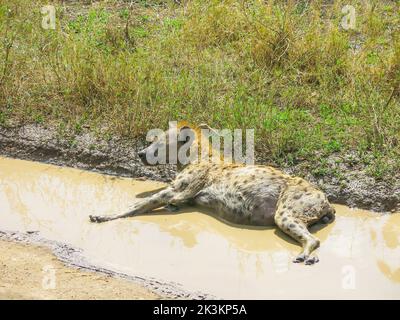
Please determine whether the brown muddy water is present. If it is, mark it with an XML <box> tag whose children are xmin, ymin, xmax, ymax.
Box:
<box><xmin>0</xmin><ymin>157</ymin><xmax>399</xmax><ymax>299</ymax></box>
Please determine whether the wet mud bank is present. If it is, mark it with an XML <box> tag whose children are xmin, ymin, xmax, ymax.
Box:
<box><xmin>0</xmin><ymin>124</ymin><xmax>399</xmax><ymax>212</ymax></box>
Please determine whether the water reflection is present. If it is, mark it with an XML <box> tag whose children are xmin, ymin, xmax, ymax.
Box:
<box><xmin>0</xmin><ymin>157</ymin><xmax>399</xmax><ymax>298</ymax></box>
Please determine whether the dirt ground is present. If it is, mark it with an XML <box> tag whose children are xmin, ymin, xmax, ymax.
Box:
<box><xmin>0</xmin><ymin>240</ymin><xmax>160</xmax><ymax>300</ymax></box>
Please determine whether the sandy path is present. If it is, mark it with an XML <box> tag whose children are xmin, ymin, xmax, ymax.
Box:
<box><xmin>0</xmin><ymin>240</ymin><xmax>159</xmax><ymax>300</ymax></box>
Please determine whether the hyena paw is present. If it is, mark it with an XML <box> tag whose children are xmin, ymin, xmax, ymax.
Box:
<box><xmin>293</xmin><ymin>253</ymin><xmax>306</xmax><ymax>263</ymax></box>
<box><xmin>305</xmin><ymin>255</ymin><xmax>319</xmax><ymax>265</ymax></box>
<box><xmin>293</xmin><ymin>253</ymin><xmax>319</xmax><ymax>265</ymax></box>
<box><xmin>89</xmin><ymin>215</ymin><xmax>109</xmax><ymax>223</ymax></box>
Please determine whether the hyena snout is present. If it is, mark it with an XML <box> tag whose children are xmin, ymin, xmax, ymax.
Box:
<box><xmin>138</xmin><ymin>149</ymin><xmax>150</xmax><ymax>165</ymax></box>
<box><xmin>138</xmin><ymin>150</ymin><xmax>146</xmax><ymax>159</ymax></box>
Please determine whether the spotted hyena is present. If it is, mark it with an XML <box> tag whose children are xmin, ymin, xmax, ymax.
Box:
<box><xmin>89</xmin><ymin>123</ymin><xmax>335</xmax><ymax>265</ymax></box>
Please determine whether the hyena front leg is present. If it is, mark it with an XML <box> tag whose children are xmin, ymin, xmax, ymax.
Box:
<box><xmin>89</xmin><ymin>175</ymin><xmax>205</xmax><ymax>223</ymax></box>
<box><xmin>89</xmin><ymin>187</ymin><xmax>176</xmax><ymax>223</ymax></box>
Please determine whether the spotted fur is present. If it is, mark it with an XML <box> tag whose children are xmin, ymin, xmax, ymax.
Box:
<box><xmin>89</xmin><ymin>123</ymin><xmax>335</xmax><ymax>265</ymax></box>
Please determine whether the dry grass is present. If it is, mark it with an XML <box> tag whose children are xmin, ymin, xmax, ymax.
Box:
<box><xmin>0</xmin><ymin>0</ymin><xmax>399</xmax><ymax>177</ymax></box>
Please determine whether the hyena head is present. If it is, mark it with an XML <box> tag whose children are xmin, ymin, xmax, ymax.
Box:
<box><xmin>137</xmin><ymin>122</ymin><xmax>214</xmax><ymax>167</ymax></box>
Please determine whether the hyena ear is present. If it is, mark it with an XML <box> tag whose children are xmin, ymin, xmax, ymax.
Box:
<box><xmin>198</xmin><ymin>123</ymin><xmax>219</xmax><ymax>136</ymax></box>
<box><xmin>179</xmin><ymin>125</ymin><xmax>194</xmax><ymax>142</ymax></box>
<box><xmin>198</xmin><ymin>123</ymin><xmax>211</xmax><ymax>130</ymax></box>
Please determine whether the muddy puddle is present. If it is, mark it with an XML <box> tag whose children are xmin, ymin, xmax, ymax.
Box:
<box><xmin>0</xmin><ymin>157</ymin><xmax>399</xmax><ymax>299</ymax></box>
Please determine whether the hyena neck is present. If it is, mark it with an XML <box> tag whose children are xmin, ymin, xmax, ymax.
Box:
<box><xmin>176</xmin><ymin>138</ymin><xmax>225</xmax><ymax>172</ymax></box>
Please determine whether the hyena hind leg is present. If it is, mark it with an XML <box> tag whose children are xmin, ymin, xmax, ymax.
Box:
<box><xmin>274</xmin><ymin>210</ymin><xmax>320</xmax><ymax>265</ymax></box>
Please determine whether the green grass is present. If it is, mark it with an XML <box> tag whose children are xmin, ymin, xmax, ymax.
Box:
<box><xmin>0</xmin><ymin>0</ymin><xmax>399</xmax><ymax>176</ymax></box>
